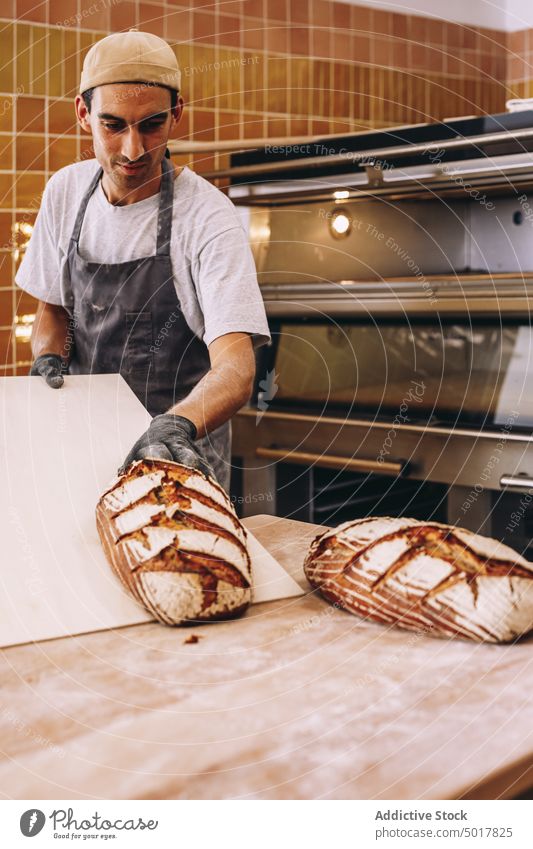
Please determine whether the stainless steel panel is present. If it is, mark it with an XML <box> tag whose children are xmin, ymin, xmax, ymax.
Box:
<box><xmin>249</xmin><ymin>196</ymin><xmax>533</xmax><ymax>285</ymax></box>
<box><xmin>251</xmin><ymin>199</ymin><xmax>469</xmax><ymax>284</ymax></box>
<box><xmin>469</xmin><ymin>194</ymin><xmax>533</xmax><ymax>273</ymax></box>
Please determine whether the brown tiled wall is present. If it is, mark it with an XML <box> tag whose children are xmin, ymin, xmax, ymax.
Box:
<box><xmin>0</xmin><ymin>1</ymin><xmax>525</xmax><ymax>373</ymax></box>
<box><xmin>506</xmin><ymin>28</ymin><xmax>533</xmax><ymax>90</ymax></box>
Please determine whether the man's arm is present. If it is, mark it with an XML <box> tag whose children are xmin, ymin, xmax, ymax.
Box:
<box><xmin>167</xmin><ymin>332</ymin><xmax>256</xmax><ymax>437</ymax></box>
<box><xmin>31</xmin><ymin>300</ymin><xmax>72</xmax><ymax>361</ymax></box>
<box><xmin>29</xmin><ymin>300</ymin><xmax>72</xmax><ymax>388</ymax></box>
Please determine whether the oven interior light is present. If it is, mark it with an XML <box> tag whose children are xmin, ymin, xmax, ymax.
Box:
<box><xmin>333</xmin><ymin>190</ymin><xmax>350</xmax><ymax>199</ymax></box>
<box><xmin>14</xmin><ymin>313</ymin><xmax>35</xmax><ymax>342</ymax></box>
<box><xmin>329</xmin><ymin>211</ymin><xmax>352</xmax><ymax>237</ymax></box>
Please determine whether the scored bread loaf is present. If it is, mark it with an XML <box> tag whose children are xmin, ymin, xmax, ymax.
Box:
<box><xmin>304</xmin><ymin>516</ymin><xmax>533</xmax><ymax>643</ymax></box>
<box><xmin>96</xmin><ymin>459</ymin><xmax>252</xmax><ymax>625</ymax></box>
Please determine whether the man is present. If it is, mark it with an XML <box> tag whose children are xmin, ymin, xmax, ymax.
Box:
<box><xmin>16</xmin><ymin>30</ymin><xmax>270</xmax><ymax>492</ymax></box>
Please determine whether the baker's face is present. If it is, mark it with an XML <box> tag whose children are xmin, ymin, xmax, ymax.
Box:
<box><xmin>76</xmin><ymin>83</ymin><xmax>182</xmax><ymax>191</ymax></box>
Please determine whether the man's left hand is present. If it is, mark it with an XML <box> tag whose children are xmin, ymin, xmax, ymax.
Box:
<box><xmin>118</xmin><ymin>414</ymin><xmax>214</xmax><ymax>478</ymax></box>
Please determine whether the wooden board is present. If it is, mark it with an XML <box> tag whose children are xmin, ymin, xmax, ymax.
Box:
<box><xmin>246</xmin><ymin>531</ymin><xmax>304</xmax><ymax>603</ymax></box>
<box><xmin>0</xmin><ymin>376</ymin><xmax>302</xmax><ymax>648</ymax></box>
<box><xmin>0</xmin><ymin>374</ymin><xmax>154</xmax><ymax>646</ymax></box>
<box><xmin>1</xmin><ymin>514</ymin><xmax>532</xmax><ymax>800</ymax></box>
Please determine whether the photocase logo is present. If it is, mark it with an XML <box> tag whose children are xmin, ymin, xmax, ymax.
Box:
<box><xmin>256</xmin><ymin>369</ymin><xmax>279</xmax><ymax>424</ymax></box>
<box><xmin>19</xmin><ymin>807</ymin><xmax>158</xmax><ymax>838</ymax></box>
<box><xmin>20</xmin><ymin>809</ymin><xmax>46</xmax><ymax>836</ymax></box>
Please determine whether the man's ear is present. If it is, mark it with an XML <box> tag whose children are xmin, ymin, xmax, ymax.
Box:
<box><xmin>170</xmin><ymin>95</ymin><xmax>184</xmax><ymax>135</ymax></box>
<box><xmin>75</xmin><ymin>94</ymin><xmax>92</xmax><ymax>134</ymax></box>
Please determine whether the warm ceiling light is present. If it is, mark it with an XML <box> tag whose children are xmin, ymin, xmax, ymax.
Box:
<box><xmin>15</xmin><ymin>222</ymin><xmax>33</xmax><ymax>238</ymax></box>
<box><xmin>329</xmin><ymin>211</ymin><xmax>352</xmax><ymax>238</ymax></box>
<box><xmin>14</xmin><ymin>313</ymin><xmax>35</xmax><ymax>341</ymax></box>
<box><xmin>11</xmin><ymin>221</ymin><xmax>34</xmax><ymax>262</ymax></box>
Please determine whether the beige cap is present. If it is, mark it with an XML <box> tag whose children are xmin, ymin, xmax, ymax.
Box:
<box><xmin>80</xmin><ymin>29</ymin><xmax>181</xmax><ymax>94</ymax></box>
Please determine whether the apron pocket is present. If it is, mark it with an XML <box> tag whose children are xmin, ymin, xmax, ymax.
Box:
<box><xmin>125</xmin><ymin>311</ymin><xmax>154</xmax><ymax>374</ymax></box>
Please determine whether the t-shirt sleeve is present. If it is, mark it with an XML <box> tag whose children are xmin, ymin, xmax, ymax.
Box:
<box><xmin>194</xmin><ymin>225</ymin><xmax>271</xmax><ymax>349</ymax></box>
<box><xmin>15</xmin><ymin>176</ymin><xmax>63</xmax><ymax>305</ymax></box>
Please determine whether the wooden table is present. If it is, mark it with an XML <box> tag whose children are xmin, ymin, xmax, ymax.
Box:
<box><xmin>1</xmin><ymin>514</ymin><xmax>533</xmax><ymax>800</ymax></box>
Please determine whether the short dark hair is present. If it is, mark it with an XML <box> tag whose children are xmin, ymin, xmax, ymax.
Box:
<box><xmin>82</xmin><ymin>84</ymin><xmax>178</xmax><ymax>113</ymax></box>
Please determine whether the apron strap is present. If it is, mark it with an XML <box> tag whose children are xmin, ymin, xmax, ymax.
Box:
<box><xmin>156</xmin><ymin>155</ymin><xmax>174</xmax><ymax>256</ymax></box>
<box><xmin>69</xmin><ymin>166</ymin><xmax>103</xmax><ymax>245</ymax></box>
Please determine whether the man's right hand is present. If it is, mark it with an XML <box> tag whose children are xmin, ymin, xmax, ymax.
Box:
<box><xmin>29</xmin><ymin>353</ymin><xmax>68</xmax><ymax>388</ymax></box>
<box><xmin>118</xmin><ymin>414</ymin><xmax>216</xmax><ymax>480</ymax></box>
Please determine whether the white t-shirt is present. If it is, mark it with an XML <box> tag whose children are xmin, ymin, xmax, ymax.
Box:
<box><xmin>15</xmin><ymin>160</ymin><xmax>271</xmax><ymax>350</ymax></box>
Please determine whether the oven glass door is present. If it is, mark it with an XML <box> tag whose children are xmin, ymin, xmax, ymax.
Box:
<box><xmin>264</xmin><ymin>319</ymin><xmax>533</xmax><ymax>429</ymax></box>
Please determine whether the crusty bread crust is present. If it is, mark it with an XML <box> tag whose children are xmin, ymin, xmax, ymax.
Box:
<box><xmin>304</xmin><ymin>517</ymin><xmax>533</xmax><ymax>643</ymax></box>
<box><xmin>96</xmin><ymin>459</ymin><xmax>252</xmax><ymax>625</ymax></box>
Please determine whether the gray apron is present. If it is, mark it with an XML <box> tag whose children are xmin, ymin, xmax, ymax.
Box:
<box><xmin>64</xmin><ymin>156</ymin><xmax>232</xmax><ymax>491</ymax></box>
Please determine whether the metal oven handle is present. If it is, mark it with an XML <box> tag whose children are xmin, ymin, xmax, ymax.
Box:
<box><xmin>255</xmin><ymin>447</ymin><xmax>406</xmax><ymax>476</ymax></box>
<box><xmin>500</xmin><ymin>474</ymin><xmax>533</xmax><ymax>492</ymax></box>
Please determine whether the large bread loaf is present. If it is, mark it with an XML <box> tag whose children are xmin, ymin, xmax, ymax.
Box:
<box><xmin>96</xmin><ymin>459</ymin><xmax>252</xmax><ymax>625</ymax></box>
<box><xmin>304</xmin><ymin>517</ymin><xmax>533</xmax><ymax>643</ymax></box>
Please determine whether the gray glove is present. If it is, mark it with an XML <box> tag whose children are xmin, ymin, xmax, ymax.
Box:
<box><xmin>29</xmin><ymin>353</ymin><xmax>68</xmax><ymax>388</ymax></box>
<box><xmin>118</xmin><ymin>414</ymin><xmax>215</xmax><ymax>479</ymax></box>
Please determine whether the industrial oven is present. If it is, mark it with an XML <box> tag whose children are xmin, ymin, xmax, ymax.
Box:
<box><xmin>199</xmin><ymin>112</ymin><xmax>533</xmax><ymax>556</ymax></box>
